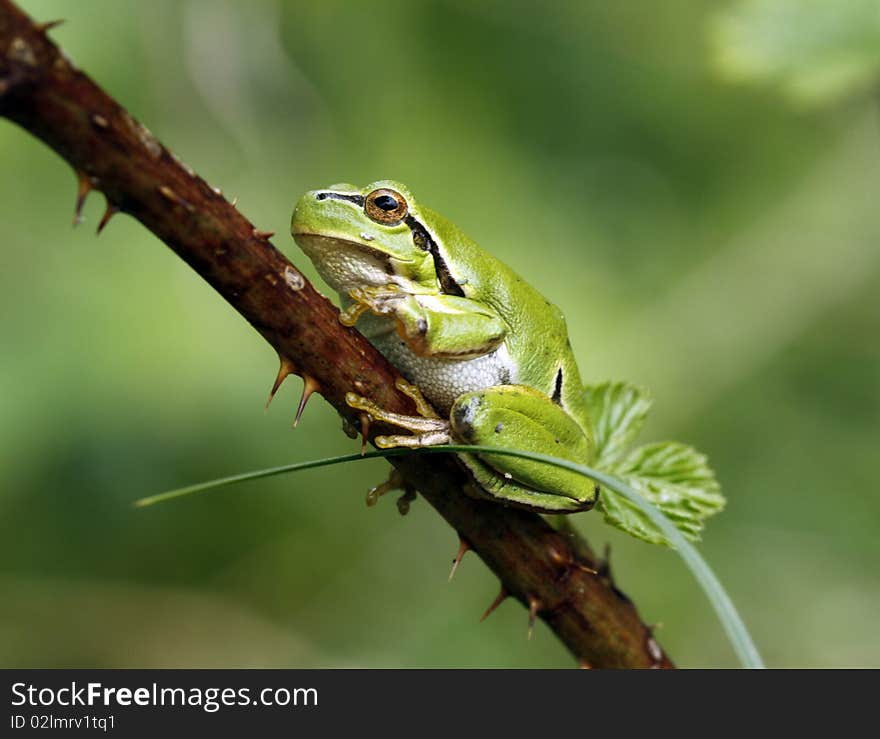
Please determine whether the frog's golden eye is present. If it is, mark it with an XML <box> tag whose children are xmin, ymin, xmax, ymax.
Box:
<box><xmin>365</xmin><ymin>188</ymin><xmax>408</xmax><ymax>225</ymax></box>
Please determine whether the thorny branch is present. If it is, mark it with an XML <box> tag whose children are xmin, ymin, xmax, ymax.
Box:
<box><xmin>0</xmin><ymin>0</ymin><xmax>672</xmax><ymax>668</ymax></box>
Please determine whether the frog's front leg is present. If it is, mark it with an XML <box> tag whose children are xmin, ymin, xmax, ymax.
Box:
<box><xmin>449</xmin><ymin>385</ymin><xmax>598</xmax><ymax>513</ymax></box>
<box><xmin>346</xmin><ymin>378</ymin><xmax>451</xmax><ymax>448</ymax></box>
<box><xmin>342</xmin><ymin>286</ymin><xmax>507</xmax><ymax>360</ymax></box>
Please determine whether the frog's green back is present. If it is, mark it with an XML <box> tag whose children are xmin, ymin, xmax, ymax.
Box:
<box><xmin>422</xmin><ymin>205</ymin><xmax>592</xmax><ymax>433</ymax></box>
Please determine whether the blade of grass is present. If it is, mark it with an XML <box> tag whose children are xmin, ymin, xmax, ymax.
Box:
<box><xmin>134</xmin><ymin>444</ymin><xmax>764</xmax><ymax>668</ymax></box>
<box><xmin>133</xmin><ymin>450</ymin><xmax>391</xmax><ymax>508</ymax></box>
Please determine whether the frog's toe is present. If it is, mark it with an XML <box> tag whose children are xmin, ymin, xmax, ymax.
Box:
<box><xmin>375</xmin><ymin>430</ymin><xmax>450</xmax><ymax>448</ymax></box>
<box><xmin>345</xmin><ymin>392</ymin><xmax>448</xmax><ymax>435</ymax></box>
<box><xmin>396</xmin><ymin>487</ymin><xmax>417</xmax><ymax>516</ymax></box>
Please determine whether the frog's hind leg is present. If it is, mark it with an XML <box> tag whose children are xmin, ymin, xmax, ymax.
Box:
<box><xmin>457</xmin><ymin>454</ymin><xmax>593</xmax><ymax>513</ymax></box>
<box><xmin>450</xmin><ymin>385</ymin><xmax>598</xmax><ymax>513</ymax></box>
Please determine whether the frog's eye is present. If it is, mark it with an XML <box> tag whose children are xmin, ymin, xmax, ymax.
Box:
<box><xmin>365</xmin><ymin>188</ymin><xmax>408</xmax><ymax>225</ymax></box>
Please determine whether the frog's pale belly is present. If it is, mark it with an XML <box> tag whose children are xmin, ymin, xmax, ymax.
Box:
<box><xmin>370</xmin><ymin>330</ymin><xmax>518</xmax><ymax>416</ymax></box>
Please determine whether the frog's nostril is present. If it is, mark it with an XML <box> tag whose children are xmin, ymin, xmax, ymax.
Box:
<box><xmin>315</xmin><ymin>192</ymin><xmax>328</xmax><ymax>200</ymax></box>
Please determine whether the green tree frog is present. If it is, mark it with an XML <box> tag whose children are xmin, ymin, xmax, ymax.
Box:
<box><xmin>291</xmin><ymin>180</ymin><xmax>598</xmax><ymax>514</ymax></box>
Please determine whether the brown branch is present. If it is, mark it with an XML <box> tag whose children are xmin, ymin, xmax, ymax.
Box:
<box><xmin>0</xmin><ymin>0</ymin><xmax>671</xmax><ymax>669</ymax></box>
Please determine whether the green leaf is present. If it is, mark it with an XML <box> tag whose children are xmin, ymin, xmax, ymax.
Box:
<box><xmin>598</xmin><ymin>442</ymin><xmax>725</xmax><ymax>546</ymax></box>
<box><xmin>584</xmin><ymin>381</ymin><xmax>725</xmax><ymax>546</ymax></box>
<box><xmin>583</xmin><ymin>381</ymin><xmax>652</xmax><ymax>468</ymax></box>
<box><xmin>711</xmin><ymin>0</ymin><xmax>880</xmax><ymax>108</ymax></box>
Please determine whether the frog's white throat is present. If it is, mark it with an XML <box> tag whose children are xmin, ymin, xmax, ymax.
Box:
<box><xmin>294</xmin><ymin>233</ymin><xmax>412</xmax><ymax>294</ymax></box>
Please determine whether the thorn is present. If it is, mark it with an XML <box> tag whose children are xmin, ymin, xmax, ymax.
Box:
<box><xmin>265</xmin><ymin>355</ymin><xmax>297</xmax><ymax>410</ymax></box>
<box><xmin>358</xmin><ymin>413</ymin><xmax>370</xmax><ymax>456</ymax></box>
<box><xmin>479</xmin><ymin>586</ymin><xmax>508</xmax><ymax>623</ymax></box>
<box><xmin>573</xmin><ymin>561</ymin><xmax>599</xmax><ymax>576</ymax></box>
<box><xmin>546</xmin><ymin>540</ymin><xmax>569</xmax><ymax>568</ymax></box>
<box><xmin>527</xmin><ymin>597</ymin><xmax>541</xmax><ymax>640</ymax></box>
<box><xmin>158</xmin><ymin>184</ymin><xmax>194</xmax><ymax>212</ymax></box>
<box><xmin>294</xmin><ymin>375</ymin><xmax>320</xmax><ymax>428</ymax></box>
<box><xmin>96</xmin><ymin>199</ymin><xmax>119</xmax><ymax>235</ymax></box>
<box><xmin>253</xmin><ymin>228</ymin><xmax>275</xmax><ymax>240</ymax></box>
<box><xmin>448</xmin><ymin>537</ymin><xmax>470</xmax><ymax>582</ymax></box>
<box><xmin>36</xmin><ymin>19</ymin><xmax>65</xmax><ymax>32</ymax></box>
<box><xmin>73</xmin><ymin>171</ymin><xmax>92</xmax><ymax>226</ymax></box>
<box><xmin>546</xmin><ymin>537</ymin><xmax>597</xmax><ymax>576</ymax></box>
<box><xmin>91</xmin><ymin>113</ymin><xmax>109</xmax><ymax>130</ymax></box>
<box><xmin>231</xmin><ymin>196</ymin><xmax>239</xmax><ymax>207</ymax></box>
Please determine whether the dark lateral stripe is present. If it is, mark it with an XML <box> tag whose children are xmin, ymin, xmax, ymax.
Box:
<box><xmin>404</xmin><ymin>214</ymin><xmax>466</xmax><ymax>297</ymax></box>
<box><xmin>315</xmin><ymin>191</ymin><xmax>365</xmax><ymax>206</ymax></box>
<box><xmin>551</xmin><ymin>368</ymin><xmax>564</xmax><ymax>405</ymax></box>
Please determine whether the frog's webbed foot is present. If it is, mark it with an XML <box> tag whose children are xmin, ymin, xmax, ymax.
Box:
<box><xmin>346</xmin><ymin>378</ymin><xmax>451</xmax><ymax>448</ymax></box>
<box><xmin>365</xmin><ymin>467</ymin><xmax>419</xmax><ymax>516</ymax></box>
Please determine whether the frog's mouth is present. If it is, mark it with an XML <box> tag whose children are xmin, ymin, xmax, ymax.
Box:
<box><xmin>292</xmin><ymin>232</ymin><xmax>414</xmax><ymax>293</ymax></box>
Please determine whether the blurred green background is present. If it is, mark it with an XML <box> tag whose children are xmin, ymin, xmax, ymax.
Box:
<box><xmin>2</xmin><ymin>0</ymin><xmax>878</xmax><ymax>668</ymax></box>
